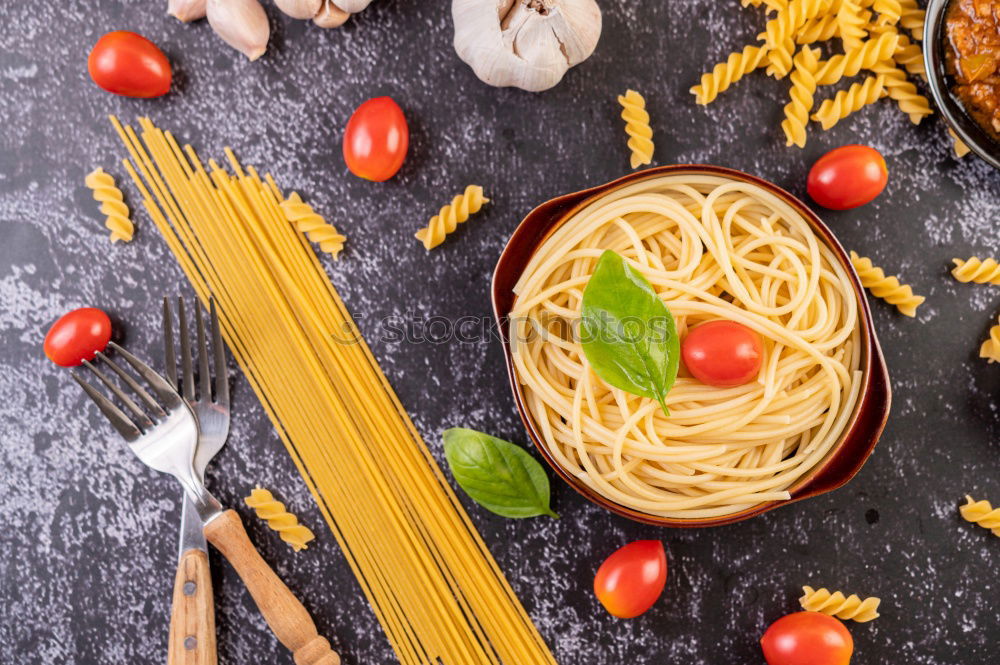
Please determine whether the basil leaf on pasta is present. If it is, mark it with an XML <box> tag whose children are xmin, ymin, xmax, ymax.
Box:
<box><xmin>443</xmin><ymin>427</ymin><xmax>558</xmax><ymax>519</ymax></box>
<box><xmin>580</xmin><ymin>250</ymin><xmax>679</xmax><ymax>415</ymax></box>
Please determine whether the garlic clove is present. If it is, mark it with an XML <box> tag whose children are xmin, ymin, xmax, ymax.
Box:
<box><xmin>168</xmin><ymin>0</ymin><xmax>208</xmax><ymax>22</ymax></box>
<box><xmin>544</xmin><ymin>0</ymin><xmax>602</xmax><ymax>65</ymax></box>
<box><xmin>453</xmin><ymin>0</ymin><xmax>602</xmax><ymax>92</ymax></box>
<box><xmin>314</xmin><ymin>0</ymin><xmax>350</xmax><ymax>28</ymax></box>
<box><xmin>273</xmin><ymin>0</ymin><xmax>322</xmax><ymax>19</ymax></box>
<box><xmin>207</xmin><ymin>0</ymin><xmax>270</xmax><ymax>61</ymax></box>
<box><xmin>332</xmin><ymin>0</ymin><xmax>373</xmax><ymax>12</ymax></box>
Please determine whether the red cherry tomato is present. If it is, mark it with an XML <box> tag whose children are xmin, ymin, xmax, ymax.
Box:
<box><xmin>593</xmin><ymin>540</ymin><xmax>667</xmax><ymax>618</ymax></box>
<box><xmin>88</xmin><ymin>31</ymin><xmax>171</xmax><ymax>98</ymax></box>
<box><xmin>343</xmin><ymin>97</ymin><xmax>409</xmax><ymax>181</ymax></box>
<box><xmin>761</xmin><ymin>612</ymin><xmax>853</xmax><ymax>665</ymax></box>
<box><xmin>807</xmin><ymin>145</ymin><xmax>888</xmax><ymax>210</ymax></box>
<box><xmin>681</xmin><ymin>320</ymin><xmax>763</xmax><ymax>387</ymax></box>
<box><xmin>44</xmin><ymin>308</ymin><xmax>112</xmax><ymax>367</ymax></box>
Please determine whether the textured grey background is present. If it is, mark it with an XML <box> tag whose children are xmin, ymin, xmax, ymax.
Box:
<box><xmin>1</xmin><ymin>1</ymin><xmax>999</xmax><ymax>663</ymax></box>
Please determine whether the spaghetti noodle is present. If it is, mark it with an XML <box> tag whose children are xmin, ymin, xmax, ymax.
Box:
<box><xmin>109</xmin><ymin>116</ymin><xmax>558</xmax><ymax>665</ymax></box>
<box><xmin>510</xmin><ymin>174</ymin><xmax>862</xmax><ymax>519</ymax></box>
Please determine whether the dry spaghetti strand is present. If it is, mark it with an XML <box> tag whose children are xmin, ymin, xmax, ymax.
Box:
<box><xmin>110</xmin><ymin>115</ymin><xmax>558</xmax><ymax>665</ymax></box>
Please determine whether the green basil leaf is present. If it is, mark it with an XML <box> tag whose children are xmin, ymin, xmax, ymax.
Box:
<box><xmin>443</xmin><ymin>427</ymin><xmax>558</xmax><ymax>519</ymax></box>
<box><xmin>580</xmin><ymin>249</ymin><xmax>679</xmax><ymax>415</ymax></box>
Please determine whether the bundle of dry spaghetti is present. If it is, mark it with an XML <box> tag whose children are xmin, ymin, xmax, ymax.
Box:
<box><xmin>110</xmin><ymin>116</ymin><xmax>557</xmax><ymax>665</ymax></box>
<box><xmin>510</xmin><ymin>174</ymin><xmax>862</xmax><ymax>519</ymax></box>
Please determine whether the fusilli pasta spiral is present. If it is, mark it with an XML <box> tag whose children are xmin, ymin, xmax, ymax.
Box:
<box><xmin>279</xmin><ymin>192</ymin><xmax>346</xmax><ymax>259</ymax></box>
<box><xmin>949</xmin><ymin>129</ymin><xmax>971</xmax><ymax>158</ymax></box>
<box><xmin>892</xmin><ymin>33</ymin><xmax>926</xmax><ymax>78</ymax></box>
<box><xmin>811</xmin><ymin>75</ymin><xmax>886</xmax><ymax>130</ymax></box>
<box><xmin>898</xmin><ymin>0</ymin><xmax>924</xmax><ymax>40</ymax></box>
<box><xmin>981</xmin><ymin>316</ymin><xmax>1000</xmax><ymax>363</ymax></box>
<box><xmin>761</xmin><ymin>0</ymin><xmax>828</xmax><ymax>77</ymax></box>
<box><xmin>782</xmin><ymin>46</ymin><xmax>821</xmax><ymax>147</ymax></box>
<box><xmin>960</xmin><ymin>495</ymin><xmax>1000</xmax><ymax>536</ymax></box>
<box><xmin>799</xmin><ymin>586</ymin><xmax>881</xmax><ymax>622</ymax></box>
<box><xmin>870</xmin><ymin>61</ymin><xmax>933</xmax><ymax>124</ymax></box>
<box><xmin>858</xmin><ymin>8</ymin><xmax>875</xmax><ymax>33</ymax></box>
<box><xmin>850</xmin><ymin>251</ymin><xmax>924</xmax><ymax>317</ymax></box>
<box><xmin>691</xmin><ymin>45</ymin><xmax>769</xmax><ymax>105</ymax></box>
<box><xmin>743</xmin><ymin>0</ymin><xmax>788</xmax><ymax>11</ymax></box>
<box><xmin>415</xmin><ymin>185</ymin><xmax>489</xmax><ymax>250</ymax></box>
<box><xmin>618</xmin><ymin>89</ymin><xmax>654</xmax><ymax>169</ymax></box>
<box><xmin>797</xmin><ymin>14</ymin><xmax>840</xmax><ymax>43</ymax></box>
<box><xmin>951</xmin><ymin>257</ymin><xmax>1000</xmax><ymax>285</ymax></box>
<box><xmin>85</xmin><ymin>167</ymin><xmax>134</xmax><ymax>243</ymax></box>
<box><xmin>837</xmin><ymin>0</ymin><xmax>868</xmax><ymax>51</ymax></box>
<box><xmin>873</xmin><ymin>0</ymin><xmax>901</xmax><ymax>25</ymax></box>
<box><xmin>244</xmin><ymin>487</ymin><xmax>316</xmax><ymax>551</ymax></box>
<box><xmin>815</xmin><ymin>31</ymin><xmax>898</xmax><ymax>85</ymax></box>
<box><xmin>690</xmin><ymin>0</ymin><xmax>926</xmax><ymax>149</ymax></box>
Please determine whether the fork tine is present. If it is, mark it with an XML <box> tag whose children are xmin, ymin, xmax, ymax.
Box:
<box><xmin>94</xmin><ymin>351</ymin><xmax>165</xmax><ymax>420</ymax></box>
<box><xmin>82</xmin><ymin>358</ymin><xmax>155</xmax><ymax>430</ymax></box>
<box><xmin>209</xmin><ymin>298</ymin><xmax>229</xmax><ymax>407</ymax></box>
<box><xmin>73</xmin><ymin>372</ymin><xmax>142</xmax><ymax>441</ymax></box>
<box><xmin>178</xmin><ymin>298</ymin><xmax>195</xmax><ymax>401</ymax></box>
<box><xmin>163</xmin><ymin>297</ymin><xmax>177</xmax><ymax>390</ymax></box>
<box><xmin>108</xmin><ymin>341</ymin><xmax>183</xmax><ymax>409</ymax></box>
<box><xmin>195</xmin><ymin>302</ymin><xmax>212</xmax><ymax>402</ymax></box>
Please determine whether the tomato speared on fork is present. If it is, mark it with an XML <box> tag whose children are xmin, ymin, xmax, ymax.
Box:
<box><xmin>44</xmin><ymin>307</ymin><xmax>112</xmax><ymax>367</ymax></box>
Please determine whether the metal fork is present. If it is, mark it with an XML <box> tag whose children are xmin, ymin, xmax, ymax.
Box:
<box><xmin>74</xmin><ymin>344</ymin><xmax>340</xmax><ymax>665</ymax></box>
<box><xmin>163</xmin><ymin>297</ymin><xmax>229</xmax><ymax>665</ymax></box>
<box><xmin>75</xmin><ymin>343</ymin><xmax>218</xmax><ymax>516</ymax></box>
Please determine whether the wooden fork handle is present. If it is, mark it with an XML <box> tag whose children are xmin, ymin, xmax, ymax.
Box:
<box><xmin>167</xmin><ymin>549</ymin><xmax>217</xmax><ymax>665</ymax></box>
<box><xmin>204</xmin><ymin>510</ymin><xmax>340</xmax><ymax>665</ymax></box>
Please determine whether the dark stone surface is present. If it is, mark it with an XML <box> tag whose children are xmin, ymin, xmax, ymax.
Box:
<box><xmin>1</xmin><ymin>1</ymin><xmax>998</xmax><ymax>664</ymax></box>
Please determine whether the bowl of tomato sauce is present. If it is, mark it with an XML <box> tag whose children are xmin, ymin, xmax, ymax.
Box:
<box><xmin>926</xmin><ymin>0</ymin><xmax>1000</xmax><ymax>169</ymax></box>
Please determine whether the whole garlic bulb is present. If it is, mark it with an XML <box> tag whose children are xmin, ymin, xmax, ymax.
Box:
<box><xmin>452</xmin><ymin>0</ymin><xmax>602</xmax><ymax>92</ymax></box>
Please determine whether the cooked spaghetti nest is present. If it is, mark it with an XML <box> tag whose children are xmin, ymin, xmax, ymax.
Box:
<box><xmin>510</xmin><ymin>174</ymin><xmax>863</xmax><ymax>519</ymax></box>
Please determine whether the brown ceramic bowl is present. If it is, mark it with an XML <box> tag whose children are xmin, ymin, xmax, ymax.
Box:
<box><xmin>491</xmin><ymin>165</ymin><xmax>892</xmax><ymax>527</ymax></box>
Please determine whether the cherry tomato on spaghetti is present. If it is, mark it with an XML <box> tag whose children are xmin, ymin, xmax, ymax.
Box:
<box><xmin>807</xmin><ymin>145</ymin><xmax>887</xmax><ymax>210</ymax></box>
<box><xmin>681</xmin><ymin>320</ymin><xmax>763</xmax><ymax>387</ymax></box>
<box><xmin>343</xmin><ymin>96</ymin><xmax>409</xmax><ymax>181</ymax></box>
<box><xmin>88</xmin><ymin>31</ymin><xmax>171</xmax><ymax>98</ymax></box>
<box><xmin>761</xmin><ymin>612</ymin><xmax>853</xmax><ymax>665</ymax></box>
<box><xmin>593</xmin><ymin>540</ymin><xmax>666</xmax><ymax>618</ymax></box>
<box><xmin>44</xmin><ymin>307</ymin><xmax>112</xmax><ymax>367</ymax></box>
